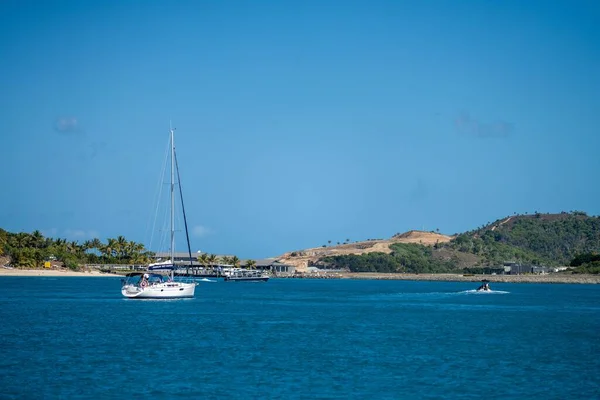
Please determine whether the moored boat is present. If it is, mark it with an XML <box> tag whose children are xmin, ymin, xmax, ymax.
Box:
<box><xmin>224</xmin><ymin>268</ymin><xmax>269</xmax><ymax>282</ymax></box>
<box><xmin>121</xmin><ymin>125</ymin><xmax>196</xmax><ymax>299</ymax></box>
<box><xmin>121</xmin><ymin>272</ymin><xmax>196</xmax><ymax>299</ymax></box>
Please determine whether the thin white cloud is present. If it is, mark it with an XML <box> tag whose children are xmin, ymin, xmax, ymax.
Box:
<box><xmin>455</xmin><ymin>112</ymin><xmax>514</xmax><ymax>138</ymax></box>
<box><xmin>192</xmin><ymin>225</ymin><xmax>212</xmax><ymax>237</ymax></box>
<box><xmin>54</xmin><ymin>116</ymin><xmax>83</xmax><ymax>134</ymax></box>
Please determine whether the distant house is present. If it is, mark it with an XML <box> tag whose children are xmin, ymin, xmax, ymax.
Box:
<box><xmin>242</xmin><ymin>259</ymin><xmax>295</xmax><ymax>275</ymax></box>
<box><xmin>504</xmin><ymin>262</ymin><xmax>529</xmax><ymax>275</ymax></box>
<box><xmin>503</xmin><ymin>262</ymin><xmax>549</xmax><ymax>275</ymax></box>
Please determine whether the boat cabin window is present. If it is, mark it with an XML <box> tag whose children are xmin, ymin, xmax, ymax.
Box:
<box><xmin>148</xmin><ymin>275</ymin><xmax>164</xmax><ymax>284</ymax></box>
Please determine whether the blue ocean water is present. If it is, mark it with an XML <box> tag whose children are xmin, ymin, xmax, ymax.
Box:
<box><xmin>0</xmin><ymin>277</ymin><xmax>598</xmax><ymax>399</ymax></box>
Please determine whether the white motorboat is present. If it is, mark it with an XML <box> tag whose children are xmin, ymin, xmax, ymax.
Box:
<box><xmin>224</xmin><ymin>268</ymin><xmax>270</xmax><ymax>282</ymax></box>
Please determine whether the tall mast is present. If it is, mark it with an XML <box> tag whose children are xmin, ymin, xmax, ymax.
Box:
<box><xmin>170</xmin><ymin>125</ymin><xmax>175</xmax><ymax>266</ymax></box>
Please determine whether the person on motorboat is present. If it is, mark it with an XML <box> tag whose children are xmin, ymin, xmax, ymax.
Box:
<box><xmin>477</xmin><ymin>282</ymin><xmax>490</xmax><ymax>291</ymax></box>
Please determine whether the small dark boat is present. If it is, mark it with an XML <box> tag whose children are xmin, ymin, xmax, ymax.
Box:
<box><xmin>476</xmin><ymin>279</ymin><xmax>491</xmax><ymax>292</ymax></box>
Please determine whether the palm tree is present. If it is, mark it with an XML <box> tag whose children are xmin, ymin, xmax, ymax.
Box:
<box><xmin>116</xmin><ymin>236</ymin><xmax>128</xmax><ymax>259</ymax></box>
<box><xmin>246</xmin><ymin>259</ymin><xmax>256</xmax><ymax>270</ymax></box>
<box><xmin>134</xmin><ymin>241</ymin><xmax>145</xmax><ymax>254</ymax></box>
<box><xmin>11</xmin><ymin>248</ymin><xmax>36</xmax><ymax>268</ymax></box>
<box><xmin>131</xmin><ymin>252</ymin><xmax>151</xmax><ymax>266</ymax></box>
<box><xmin>221</xmin><ymin>256</ymin><xmax>232</xmax><ymax>266</ymax></box>
<box><xmin>67</xmin><ymin>241</ymin><xmax>80</xmax><ymax>255</ymax></box>
<box><xmin>207</xmin><ymin>254</ymin><xmax>218</xmax><ymax>273</ymax></box>
<box><xmin>52</xmin><ymin>238</ymin><xmax>68</xmax><ymax>256</ymax></box>
<box><xmin>83</xmin><ymin>240</ymin><xmax>93</xmax><ymax>252</ymax></box>
<box><xmin>85</xmin><ymin>239</ymin><xmax>104</xmax><ymax>263</ymax></box>
<box><xmin>90</xmin><ymin>238</ymin><xmax>103</xmax><ymax>250</ymax></box>
<box><xmin>198</xmin><ymin>253</ymin><xmax>209</xmax><ymax>274</ymax></box>
<box><xmin>0</xmin><ymin>229</ymin><xmax>7</xmax><ymax>255</ymax></box>
<box><xmin>124</xmin><ymin>241</ymin><xmax>141</xmax><ymax>260</ymax></box>
<box><xmin>231</xmin><ymin>256</ymin><xmax>240</xmax><ymax>268</ymax></box>
<box><xmin>104</xmin><ymin>238</ymin><xmax>118</xmax><ymax>261</ymax></box>
<box><xmin>123</xmin><ymin>241</ymin><xmax>134</xmax><ymax>259</ymax></box>
<box><xmin>14</xmin><ymin>232</ymin><xmax>32</xmax><ymax>249</ymax></box>
<box><xmin>31</xmin><ymin>230</ymin><xmax>44</xmax><ymax>248</ymax></box>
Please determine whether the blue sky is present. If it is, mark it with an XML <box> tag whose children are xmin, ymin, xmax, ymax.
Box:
<box><xmin>1</xmin><ymin>0</ymin><xmax>599</xmax><ymax>259</ymax></box>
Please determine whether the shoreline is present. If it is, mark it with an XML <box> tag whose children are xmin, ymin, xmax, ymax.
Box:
<box><xmin>1</xmin><ymin>268</ymin><xmax>599</xmax><ymax>284</ymax></box>
<box><xmin>335</xmin><ymin>272</ymin><xmax>600</xmax><ymax>284</ymax></box>
<box><xmin>0</xmin><ymin>268</ymin><xmax>119</xmax><ymax>278</ymax></box>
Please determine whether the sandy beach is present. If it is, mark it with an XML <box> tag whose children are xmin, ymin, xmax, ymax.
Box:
<box><xmin>0</xmin><ymin>268</ymin><xmax>118</xmax><ymax>277</ymax></box>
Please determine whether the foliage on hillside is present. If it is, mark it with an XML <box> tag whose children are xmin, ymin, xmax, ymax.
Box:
<box><xmin>570</xmin><ymin>252</ymin><xmax>600</xmax><ymax>266</ymax></box>
<box><xmin>445</xmin><ymin>231</ymin><xmax>552</xmax><ymax>266</ymax></box>
<box><xmin>0</xmin><ymin>228</ymin><xmax>152</xmax><ymax>270</ymax></box>
<box><xmin>570</xmin><ymin>252</ymin><xmax>600</xmax><ymax>274</ymax></box>
<box><xmin>319</xmin><ymin>243</ymin><xmax>455</xmax><ymax>273</ymax></box>
<box><xmin>318</xmin><ymin>212</ymin><xmax>600</xmax><ymax>273</ymax></box>
<box><xmin>451</xmin><ymin>212</ymin><xmax>600</xmax><ymax>266</ymax></box>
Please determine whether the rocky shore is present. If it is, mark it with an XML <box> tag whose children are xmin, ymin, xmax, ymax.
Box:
<box><xmin>319</xmin><ymin>272</ymin><xmax>600</xmax><ymax>284</ymax></box>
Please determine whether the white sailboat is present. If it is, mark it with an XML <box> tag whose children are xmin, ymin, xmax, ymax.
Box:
<box><xmin>121</xmin><ymin>126</ymin><xmax>197</xmax><ymax>299</ymax></box>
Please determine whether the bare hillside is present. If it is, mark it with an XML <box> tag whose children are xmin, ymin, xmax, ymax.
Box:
<box><xmin>392</xmin><ymin>230</ymin><xmax>453</xmax><ymax>244</ymax></box>
<box><xmin>278</xmin><ymin>230</ymin><xmax>453</xmax><ymax>271</ymax></box>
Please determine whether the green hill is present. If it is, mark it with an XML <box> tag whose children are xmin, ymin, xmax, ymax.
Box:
<box><xmin>449</xmin><ymin>211</ymin><xmax>600</xmax><ymax>266</ymax></box>
<box><xmin>319</xmin><ymin>211</ymin><xmax>600</xmax><ymax>273</ymax></box>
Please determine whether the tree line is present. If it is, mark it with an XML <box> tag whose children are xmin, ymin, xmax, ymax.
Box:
<box><xmin>0</xmin><ymin>229</ymin><xmax>152</xmax><ymax>270</ymax></box>
<box><xmin>0</xmin><ymin>228</ymin><xmax>256</xmax><ymax>272</ymax></box>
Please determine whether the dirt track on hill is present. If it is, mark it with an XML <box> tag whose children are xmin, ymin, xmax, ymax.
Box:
<box><xmin>277</xmin><ymin>230</ymin><xmax>453</xmax><ymax>271</ymax></box>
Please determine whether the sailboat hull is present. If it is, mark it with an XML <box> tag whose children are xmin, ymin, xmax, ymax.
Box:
<box><xmin>121</xmin><ymin>282</ymin><xmax>196</xmax><ymax>299</ymax></box>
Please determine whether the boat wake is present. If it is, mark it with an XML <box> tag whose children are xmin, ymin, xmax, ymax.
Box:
<box><xmin>461</xmin><ymin>289</ymin><xmax>509</xmax><ymax>294</ymax></box>
<box><xmin>196</xmin><ymin>278</ymin><xmax>217</xmax><ymax>283</ymax></box>
<box><xmin>360</xmin><ymin>289</ymin><xmax>509</xmax><ymax>301</ymax></box>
